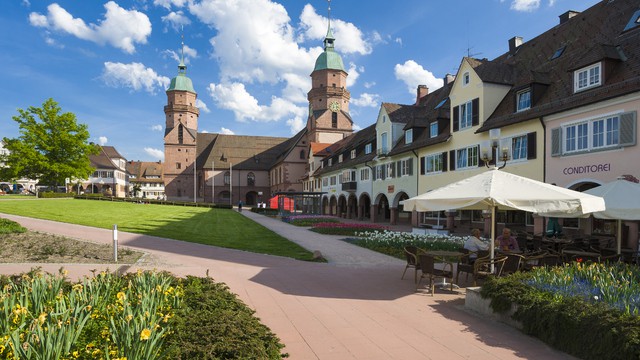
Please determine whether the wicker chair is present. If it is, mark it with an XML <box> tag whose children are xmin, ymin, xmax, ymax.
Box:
<box><xmin>417</xmin><ymin>254</ymin><xmax>453</xmax><ymax>295</ymax></box>
<box><xmin>401</xmin><ymin>245</ymin><xmax>423</xmax><ymax>284</ymax></box>
<box><xmin>472</xmin><ymin>255</ymin><xmax>508</xmax><ymax>286</ymax></box>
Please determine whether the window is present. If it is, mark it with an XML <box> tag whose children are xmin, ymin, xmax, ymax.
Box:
<box><xmin>342</xmin><ymin>169</ymin><xmax>356</xmax><ymax>182</ymax></box>
<box><xmin>424</xmin><ymin>153</ymin><xmax>443</xmax><ymax>174</ymax></box>
<box><xmin>360</xmin><ymin>168</ymin><xmax>370</xmax><ymax>181</ymax></box>
<box><xmin>434</xmin><ymin>98</ymin><xmax>447</xmax><ymax>109</ymax></box>
<box><xmin>430</xmin><ymin>122</ymin><xmax>438</xmax><ymax>138</ymax></box>
<box><xmin>386</xmin><ymin>163</ymin><xmax>395</xmax><ymax>178</ymax></box>
<box><xmin>330</xmin><ymin>176</ymin><xmax>337</xmax><ymax>186</ymax></box>
<box><xmin>365</xmin><ymin>143</ymin><xmax>372</xmax><ymax>154</ymax></box>
<box><xmin>328</xmin><ymin>158</ymin><xmax>332</xmax><ymax>166</ymax></box>
<box><xmin>516</xmin><ymin>89</ymin><xmax>531</xmax><ymax>112</ymax></box>
<box><xmin>382</xmin><ymin>115</ymin><xmax>386</xmax><ymax>123</ymax></box>
<box><xmin>593</xmin><ymin>116</ymin><xmax>619</xmax><ymax>149</ymax></box>
<box><xmin>405</xmin><ymin>129</ymin><xmax>413</xmax><ymax>144</ymax></box>
<box><xmin>375</xmin><ymin>165</ymin><xmax>384</xmax><ymax>180</ymax></box>
<box><xmin>456</xmin><ymin>145</ymin><xmax>478</xmax><ymax>169</ymax></box>
<box><xmin>511</xmin><ymin>135</ymin><xmax>528</xmax><ymax>160</ymax></box>
<box><xmin>463</xmin><ymin>72</ymin><xmax>470</xmax><ymax>86</ymax></box>
<box><xmin>322</xmin><ymin>177</ymin><xmax>328</xmax><ymax>187</ymax></box>
<box><xmin>574</xmin><ymin>63</ymin><xmax>601</xmax><ymax>92</ymax></box>
<box><xmin>176</xmin><ymin>162</ymin><xmax>181</xmax><ymax>170</ymax></box>
<box><xmin>565</xmin><ymin>122</ymin><xmax>589</xmax><ymax>152</ymax></box>
<box><xmin>247</xmin><ymin>172</ymin><xmax>255</xmax><ymax>186</ymax></box>
<box><xmin>380</xmin><ymin>132</ymin><xmax>388</xmax><ymax>153</ymax></box>
<box><xmin>550</xmin><ymin>45</ymin><xmax>566</xmax><ymax>60</ymax></box>
<box><xmin>400</xmin><ymin>158</ymin><xmax>413</xmax><ymax>176</ymax></box>
<box><xmin>459</xmin><ymin>101</ymin><xmax>473</xmax><ymax>129</ymax></box>
<box><xmin>350</xmin><ymin>149</ymin><xmax>356</xmax><ymax>159</ymax></box>
<box><xmin>299</xmin><ymin>150</ymin><xmax>305</xmax><ymax>159</ymax></box>
<box><xmin>224</xmin><ymin>171</ymin><xmax>230</xmax><ymax>185</ymax></box>
<box><xmin>332</xmin><ymin>112</ymin><xmax>338</xmax><ymax>128</ymax></box>
<box><xmin>338</xmin><ymin>154</ymin><xmax>343</xmax><ymax>163</ymax></box>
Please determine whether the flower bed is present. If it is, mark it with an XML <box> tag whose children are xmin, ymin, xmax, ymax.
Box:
<box><xmin>0</xmin><ymin>269</ymin><xmax>286</xmax><ymax>359</ymax></box>
<box><xmin>348</xmin><ymin>230</ymin><xmax>466</xmax><ymax>259</ymax></box>
<box><xmin>282</xmin><ymin>215</ymin><xmax>340</xmax><ymax>227</ymax></box>
<box><xmin>309</xmin><ymin>222</ymin><xmax>389</xmax><ymax>236</ymax></box>
<box><xmin>480</xmin><ymin>262</ymin><xmax>640</xmax><ymax>359</ymax></box>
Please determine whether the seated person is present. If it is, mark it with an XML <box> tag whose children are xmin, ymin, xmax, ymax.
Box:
<box><xmin>464</xmin><ymin>228</ymin><xmax>489</xmax><ymax>260</ymax></box>
<box><xmin>497</xmin><ymin>228</ymin><xmax>520</xmax><ymax>252</ymax></box>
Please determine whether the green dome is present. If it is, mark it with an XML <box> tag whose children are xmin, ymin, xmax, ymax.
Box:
<box><xmin>167</xmin><ymin>72</ymin><xmax>196</xmax><ymax>93</ymax></box>
<box><xmin>313</xmin><ymin>49</ymin><xmax>345</xmax><ymax>72</ymax></box>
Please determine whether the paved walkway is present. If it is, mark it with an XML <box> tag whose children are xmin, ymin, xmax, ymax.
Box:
<box><xmin>0</xmin><ymin>211</ymin><xmax>574</xmax><ymax>360</ymax></box>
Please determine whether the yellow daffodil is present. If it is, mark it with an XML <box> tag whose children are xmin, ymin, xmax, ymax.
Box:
<box><xmin>140</xmin><ymin>329</ymin><xmax>151</xmax><ymax>341</ymax></box>
<box><xmin>38</xmin><ymin>312</ymin><xmax>47</xmax><ymax>325</ymax></box>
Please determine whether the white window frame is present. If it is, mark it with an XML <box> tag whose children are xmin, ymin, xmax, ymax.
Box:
<box><xmin>400</xmin><ymin>158</ymin><xmax>411</xmax><ymax>176</ymax></box>
<box><xmin>430</xmin><ymin>122</ymin><xmax>438</xmax><ymax>138</ymax></box>
<box><xmin>516</xmin><ymin>89</ymin><xmax>531</xmax><ymax>112</ymax></box>
<box><xmin>380</xmin><ymin>132</ymin><xmax>388</xmax><ymax>153</ymax></box>
<box><xmin>375</xmin><ymin>165</ymin><xmax>384</xmax><ymax>180</ymax></box>
<box><xmin>511</xmin><ymin>134</ymin><xmax>528</xmax><ymax>161</ymax></box>
<box><xmin>574</xmin><ymin>62</ymin><xmax>601</xmax><ymax>92</ymax></box>
<box><xmin>459</xmin><ymin>101</ymin><xmax>473</xmax><ymax>130</ymax></box>
<box><xmin>425</xmin><ymin>153</ymin><xmax>443</xmax><ymax>174</ymax></box>
<box><xmin>330</xmin><ymin>176</ymin><xmax>337</xmax><ymax>186</ymax></box>
<box><xmin>328</xmin><ymin>158</ymin><xmax>333</xmax><ymax>166</ymax></box>
<box><xmin>350</xmin><ymin>149</ymin><xmax>356</xmax><ymax>159</ymax></box>
<box><xmin>338</xmin><ymin>154</ymin><xmax>343</xmax><ymax>163</ymax></box>
<box><xmin>360</xmin><ymin>168</ymin><xmax>370</xmax><ymax>181</ymax></box>
<box><xmin>322</xmin><ymin>177</ymin><xmax>328</xmax><ymax>187</ymax></box>
<box><xmin>456</xmin><ymin>145</ymin><xmax>478</xmax><ymax>170</ymax></box>
<box><xmin>405</xmin><ymin>129</ymin><xmax>413</xmax><ymax>144</ymax></box>
<box><xmin>365</xmin><ymin>143</ymin><xmax>372</xmax><ymax>154</ymax></box>
<box><xmin>463</xmin><ymin>72</ymin><xmax>470</xmax><ymax>86</ymax></box>
<box><xmin>563</xmin><ymin>115</ymin><xmax>621</xmax><ymax>153</ymax></box>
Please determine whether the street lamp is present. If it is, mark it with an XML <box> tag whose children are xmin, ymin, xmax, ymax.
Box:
<box><xmin>480</xmin><ymin>128</ymin><xmax>511</xmax><ymax>169</ymax></box>
<box><xmin>211</xmin><ymin>160</ymin><xmax>215</xmax><ymax>204</ymax></box>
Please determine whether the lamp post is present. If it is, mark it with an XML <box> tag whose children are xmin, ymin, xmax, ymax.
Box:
<box><xmin>194</xmin><ymin>155</ymin><xmax>197</xmax><ymax>203</ymax></box>
<box><xmin>229</xmin><ymin>162</ymin><xmax>233</xmax><ymax>206</ymax></box>
<box><xmin>211</xmin><ymin>160</ymin><xmax>215</xmax><ymax>204</ymax></box>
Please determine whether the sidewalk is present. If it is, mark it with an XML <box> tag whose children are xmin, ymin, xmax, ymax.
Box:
<box><xmin>0</xmin><ymin>212</ymin><xmax>574</xmax><ymax>359</ymax></box>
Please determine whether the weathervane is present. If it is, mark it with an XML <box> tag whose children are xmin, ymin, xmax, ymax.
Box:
<box><xmin>327</xmin><ymin>0</ymin><xmax>331</xmax><ymax>27</ymax></box>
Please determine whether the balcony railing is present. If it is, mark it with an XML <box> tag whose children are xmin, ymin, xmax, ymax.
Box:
<box><xmin>341</xmin><ymin>181</ymin><xmax>357</xmax><ymax>192</ymax></box>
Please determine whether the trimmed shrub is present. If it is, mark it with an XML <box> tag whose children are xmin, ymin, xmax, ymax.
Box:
<box><xmin>38</xmin><ymin>191</ymin><xmax>75</xmax><ymax>198</ymax></box>
<box><xmin>0</xmin><ymin>218</ymin><xmax>27</xmax><ymax>234</ymax></box>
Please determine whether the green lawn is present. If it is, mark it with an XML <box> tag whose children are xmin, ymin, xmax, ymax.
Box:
<box><xmin>0</xmin><ymin>198</ymin><xmax>314</xmax><ymax>261</ymax></box>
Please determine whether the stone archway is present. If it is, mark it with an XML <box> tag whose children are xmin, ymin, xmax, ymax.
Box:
<box><xmin>322</xmin><ymin>196</ymin><xmax>329</xmax><ymax>215</ymax></box>
<box><xmin>374</xmin><ymin>194</ymin><xmax>391</xmax><ymax>223</ymax></box>
<box><xmin>245</xmin><ymin>191</ymin><xmax>258</xmax><ymax>206</ymax></box>
<box><xmin>337</xmin><ymin>195</ymin><xmax>347</xmax><ymax>218</ymax></box>
<box><xmin>347</xmin><ymin>194</ymin><xmax>358</xmax><ymax>219</ymax></box>
<box><xmin>391</xmin><ymin>191</ymin><xmax>411</xmax><ymax>225</ymax></box>
<box><xmin>359</xmin><ymin>193</ymin><xmax>371</xmax><ymax>221</ymax></box>
<box><xmin>329</xmin><ymin>196</ymin><xmax>338</xmax><ymax>216</ymax></box>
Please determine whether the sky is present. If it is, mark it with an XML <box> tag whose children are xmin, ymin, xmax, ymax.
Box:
<box><xmin>1</xmin><ymin>0</ymin><xmax>601</xmax><ymax>162</ymax></box>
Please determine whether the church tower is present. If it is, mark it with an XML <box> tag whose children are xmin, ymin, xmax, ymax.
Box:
<box><xmin>163</xmin><ymin>40</ymin><xmax>200</xmax><ymax>201</ymax></box>
<box><xmin>306</xmin><ymin>9</ymin><xmax>353</xmax><ymax>143</ymax></box>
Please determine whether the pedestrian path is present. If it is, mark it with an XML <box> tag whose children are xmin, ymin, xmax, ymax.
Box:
<box><xmin>0</xmin><ymin>212</ymin><xmax>574</xmax><ymax>360</ymax></box>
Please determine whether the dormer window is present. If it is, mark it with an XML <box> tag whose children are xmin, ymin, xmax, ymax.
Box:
<box><xmin>365</xmin><ymin>143</ymin><xmax>372</xmax><ymax>154</ymax></box>
<box><xmin>338</xmin><ymin>154</ymin><xmax>343</xmax><ymax>163</ymax></box>
<box><xmin>516</xmin><ymin>89</ymin><xmax>531</xmax><ymax>112</ymax></box>
<box><xmin>328</xmin><ymin>158</ymin><xmax>332</xmax><ymax>166</ymax></box>
<box><xmin>350</xmin><ymin>149</ymin><xmax>356</xmax><ymax>159</ymax></box>
<box><xmin>405</xmin><ymin>129</ymin><xmax>413</xmax><ymax>144</ymax></box>
<box><xmin>463</xmin><ymin>72</ymin><xmax>470</xmax><ymax>86</ymax></box>
<box><xmin>574</xmin><ymin>62</ymin><xmax>601</xmax><ymax>92</ymax></box>
<box><xmin>430</xmin><ymin>122</ymin><xmax>438</xmax><ymax>138</ymax></box>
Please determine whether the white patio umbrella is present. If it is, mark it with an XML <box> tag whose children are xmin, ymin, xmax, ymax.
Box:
<box><xmin>584</xmin><ymin>177</ymin><xmax>640</xmax><ymax>255</ymax></box>
<box><xmin>401</xmin><ymin>168</ymin><xmax>606</xmax><ymax>270</ymax></box>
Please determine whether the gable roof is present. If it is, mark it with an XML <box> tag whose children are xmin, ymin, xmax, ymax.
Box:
<box><xmin>90</xmin><ymin>146</ymin><xmax>124</xmax><ymax>170</ymax></box>
<box><xmin>196</xmin><ymin>133</ymin><xmax>292</xmax><ymax>171</ymax></box>
<box><xmin>126</xmin><ymin>161</ymin><xmax>164</xmax><ymax>183</ymax></box>
<box><xmin>480</xmin><ymin>0</ymin><xmax>640</xmax><ymax>132</ymax></box>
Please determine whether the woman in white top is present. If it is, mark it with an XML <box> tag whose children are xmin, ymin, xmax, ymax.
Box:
<box><xmin>463</xmin><ymin>228</ymin><xmax>489</xmax><ymax>260</ymax></box>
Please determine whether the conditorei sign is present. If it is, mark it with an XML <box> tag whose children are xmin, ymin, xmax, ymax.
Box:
<box><xmin>562</xmin><ymin>163</ymin><xmax>611</xmax><ymax>175</ymax></box>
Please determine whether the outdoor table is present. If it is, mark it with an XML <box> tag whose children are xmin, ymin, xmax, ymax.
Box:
<box><xmin>561</xmin><ymin>249</ymin><xmax>601</xmax><ymax>262</ymax></box>
<box><xmin>542</xmin><ymin>237</ymin><xmax>573</xmax><ymax>252</ymax></box>
<box><xmin>425</xmin><ymin>250</ymin><xmax>464</xmax><ymax>289</ymax></box>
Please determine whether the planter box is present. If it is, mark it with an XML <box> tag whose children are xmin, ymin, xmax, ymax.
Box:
<box><xmin>464</xmin><ymin>287</ymin><xmax>522</xmax><ymax>330</ymax></box>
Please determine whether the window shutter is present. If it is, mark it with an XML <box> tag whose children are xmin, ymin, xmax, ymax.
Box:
<box><xmin>449</xmin><ymin>150</ymin><xmax>456</xmax><ymax>171</ymax></box>
<box><xmin>527</xmin><ymin>132</ymin><xmax>537</xmax><ymax>159</ymax></box>
<box><xmin>396</xmin><ymin>161</ymin><xmax>401</xmax><ymax>177</ymax></box>
<box><xmin>408</xmin><ymin>158</ymin><xmax>413</xmax><ymax>175</ymax></box>
<box><xmin>472</xmin><ymin>98</ymin><xmax>480</xmax><ymax>126</ymax></box>
<box><xmin>477</xmin><ymin>145</ymin><xmax>483</xmax><ymax>167</ymax></box>
<box><xmin>620</xmin><ymin>111</ymin><xmax>637</xmax><ymax>147</ymax></box>
<box><xmin>442</xmin><ymin>152</ymin><xmax>448</xmax><ymax>172</ymax></box>
<box><xmin>551</xmin><ymin>127</ymin><xmax>562</xmax><ymax>157</ymax></box>
<box><xmin>372</xmin><ymin>167</ymin><xmax>377</xmax><ymax>181</ymax></box>
<box><xmin>420</xmin><ymin>156</ymin><xmax>425</xmax><ymax>175</ymax></box>
<box><xmin>453</xmin><ymin>106</ymin><xmax>459</xmax><ymax>132</ymax></box>
<box><xmin>382</xmin><ymin>165</ymin><xmax>387</xmax><ymax>180</ymax></box>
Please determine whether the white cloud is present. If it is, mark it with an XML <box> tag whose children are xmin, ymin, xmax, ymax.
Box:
<box><xmin>298</xmin><ymin>4</ymin><xmax>371</xmax><ymax>55</ymax></box>
<box><xmin>220</xmin><ymin>127</ymin><xmax>234</xmax><ymax>135</ymax></box>
<box><xmin>394</xmin><ymin>60</ymin><xmax>443</xmax><ymax>95</ymax></box>
<box><xmin>163</xmin><ymin>44</ymin><xmax>198</xmax><ymax>64</ymax></box>
<box><xmin>351</xmin><ymin>93</ymin><xmax>380</xmax><ymax>108</ymax></box>
<box><xmin>29</xmin><ymin>1</ymin><xmax>151</xmax><ymax>53</ymax></box>
<box><xmin>509</xmin><ymin>0</ymin><xmax>541</xmax><ymax>12</ymax></box>
<box><xmin>352</xmin><ymin>124</ymin><xmax>362</xmax><ymax>132</ymax></box>
<box><xmin>102</xmin><ymin>62</ymin><xmax>170</xmax><ymax>94</ymax></box>
<box><xmin>98</xmin><ymin>136</ymin><xmax>108</xmax><ymax>145</ymax></box>
<box><xmin>196</xmin><ymin>99</ymin><xmax>210</xmax><ymax>113</ymax></box>
<box><xmin>345</xmin><ymin>62</ymin><xmax>362</xmax><ymax>88</ymax></box>
<box><xmin>144</xmin><ymin>147</ymin><xmax>164</xmax><ymax>160</ymax></box>
<box><xmin>154</xmin><ymin>0</ymin><xmax>188</xmax><ymax>9</ymax></box>
<box><xmin>151</xmin><ymin>124</ymin><xmax>163</xmax><ymax>131</ymax></box>
<box><xmin>22</xmin><ymin>0</ymin><xmax>31</xmax><ymax>6</ymax></box>
<box><xmin>364</xmin><ymin>81</ymin><xmax>376</xmax><ymax>89</ymax></box>
<box><xmin>286</xmin><ymin>116</ymin><xmax>305</xmax><ymax>135</ymax></box>
<box><xmin>207</xmin><ymin>82</ymin><xmax>305</xmax><ymax>123</ymax></box>
<box><xmin>161</xmin><ymin>11</ymin><xmax>191</xmax><ymax>31</ymax></box>
<box><xmin>394</xmin><ymin>37</ymin><xmax>403</xmax><ymax>46</ymax></box>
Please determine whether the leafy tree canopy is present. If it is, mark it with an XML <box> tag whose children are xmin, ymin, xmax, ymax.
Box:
<box><xmin>1</xmin><ymin>98</ymin><xmax>98</xmax><ymax>187</ymax></box>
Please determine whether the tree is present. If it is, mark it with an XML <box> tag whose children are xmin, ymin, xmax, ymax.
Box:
<box><xmin>1</xmin><ymin>98</ymin><xmax>98</xmax><ymax>190</ymax></box>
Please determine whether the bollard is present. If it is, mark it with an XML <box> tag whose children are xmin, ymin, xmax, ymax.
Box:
<box><xmin>113</xmin><ymin>224</ymin><xmax>118</xmax><ymax>262</ymax></box>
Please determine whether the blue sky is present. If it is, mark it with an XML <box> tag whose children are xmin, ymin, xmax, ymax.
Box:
<box><xmin>1</xmin><ymin>0</ymin><xmax>600</xmax><ymax>162</ymax></box>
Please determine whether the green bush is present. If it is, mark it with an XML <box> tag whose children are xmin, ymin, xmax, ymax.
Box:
<box><xmin>73</xmin><ymin>195</ymin><xmax>233</xmax><ymax>209</ymax></box>
<box><xmin>251</xmin><ymin>207</ymin><xmax>280</xmax><ymax>216</ymax></box>
<box><xmin>164</xmin><ymin>276</ymin><xmax>287</xmax><ymax>359</ymax></box>
<box><xmin>38</xmin><ymin>191</ymin><xmax>75</xmax><ymax>198</ymax></box>
<box><xmin>0</xmin><ymin>218</ymin><xmax>27</xmax><ymax>234</ymax></box>
<box><xmin>480</xmin><ymin>274</ymin><xmax>640</xmax><ymax>359</ymax></box>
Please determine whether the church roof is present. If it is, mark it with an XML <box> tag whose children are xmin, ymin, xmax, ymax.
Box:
<box><xmin>196</xmin><ymin>133</ymin><xmax>292</xmax><ymax>171</ymax></box>
<box><xmin>313</xmin><ymin>21</ymin><xmax>345</xmax><ymax>72</ymax></box>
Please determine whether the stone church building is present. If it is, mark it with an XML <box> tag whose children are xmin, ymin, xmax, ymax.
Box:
<box><xmin>163</xmin><ymin>24</ymin><xmax>353</xmax><ymax>205</ymax></box>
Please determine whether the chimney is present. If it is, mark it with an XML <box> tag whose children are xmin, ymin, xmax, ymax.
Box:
<box><xmin>508</xmin><ymin>36</ymin><xmax>523</xmax><ymax>54</ymax></box>
<box><xmin>559</xmin><ymin>10</ymin><xmax>579</xmax><ymax>25</ymax></box>
<box><xmin>443</xmin><ymin>73</ymin><xmax>455</xmax><ymax>85</ymax></box>
<box><xmin>416</xmin><ymin>85</ymin><xmax>428</xmax><ymax>105</ymax></box>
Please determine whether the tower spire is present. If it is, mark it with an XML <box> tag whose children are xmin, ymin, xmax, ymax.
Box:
<box><xmin>178</xmin><ymin>25</ymin><xmax>187</xmax><ymax>74</ymax></box>
<box><xmin>324</xmin><ymin>0</ymin><xmax>335</xmax><ymax>50</ymax></box>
